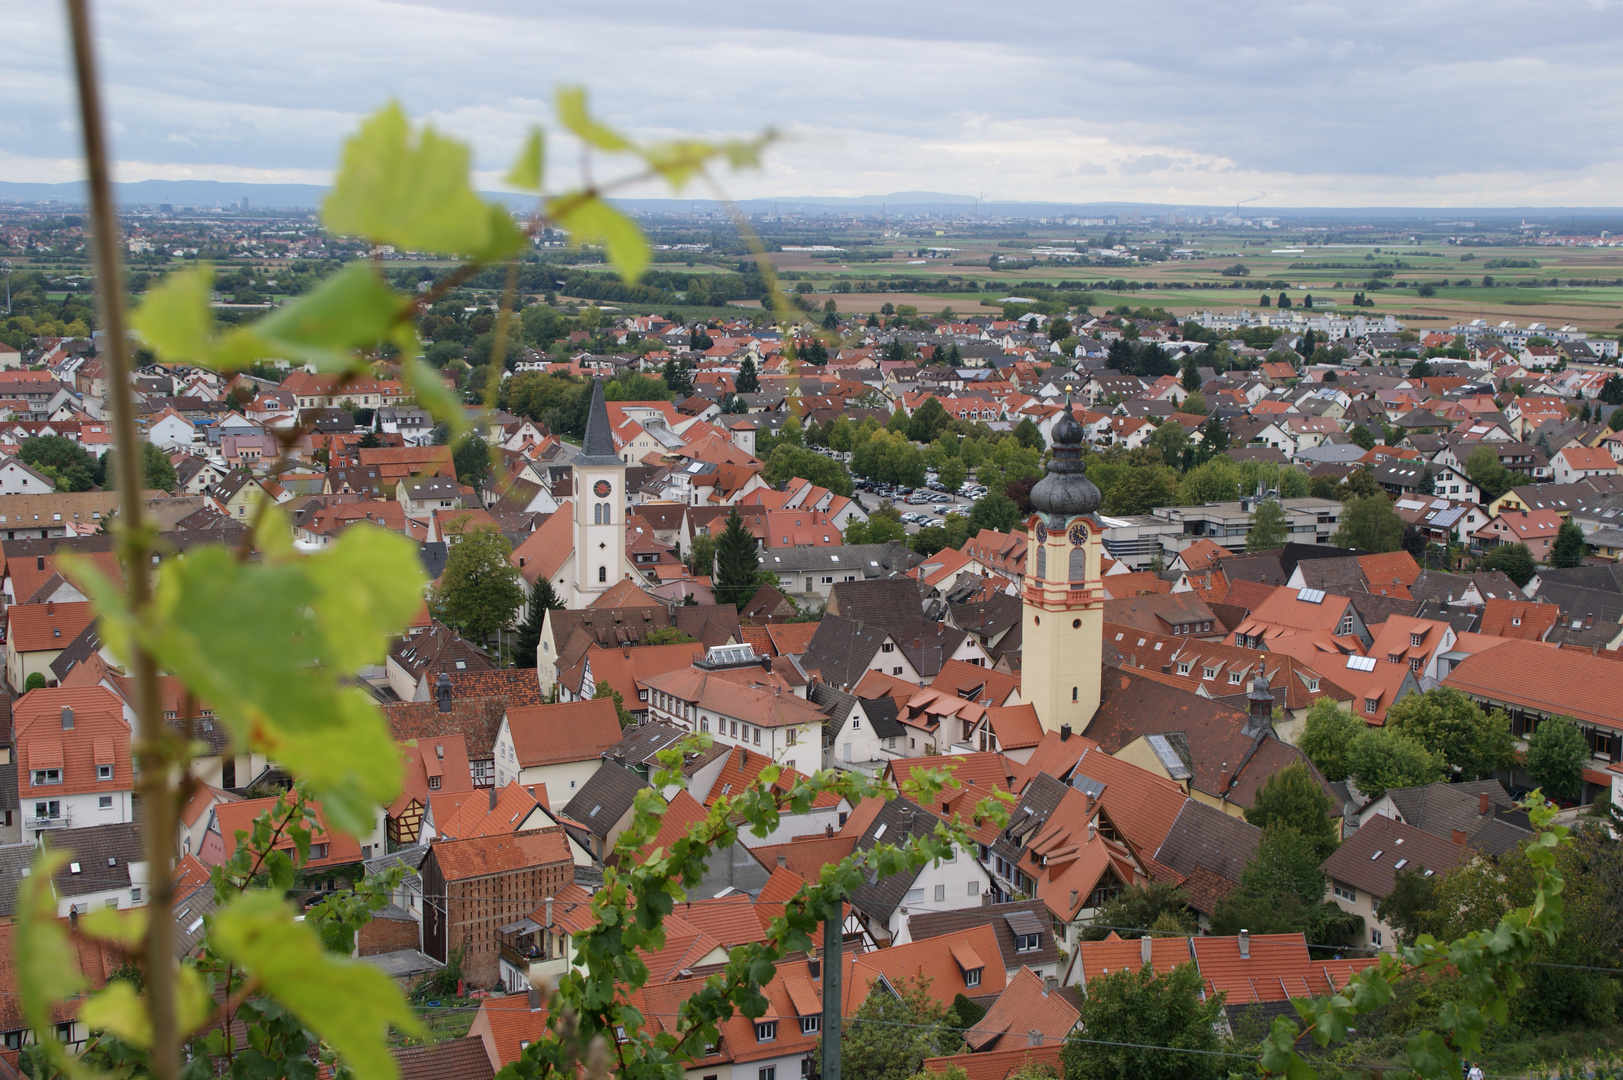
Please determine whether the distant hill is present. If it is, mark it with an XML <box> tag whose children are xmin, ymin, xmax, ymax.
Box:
<box><xmin>2</xmin><ymin>179</ymin><xmax>1620</xmax><ymax>221</ymax></box>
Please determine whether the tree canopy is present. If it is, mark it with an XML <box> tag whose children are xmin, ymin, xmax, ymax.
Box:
<box><xmin>1524</xmin><ymin>715</ymin><xmax>1589</xmax><ymax>803</ymax></box>
<box><xmin>429</xmin><ymin>522</ymin><xmax>525</xmax><ymax>641</ymax></box>
<box><xmin>1060</xmin><ymin>962</ymin><xmax>1227</xmax><ymax>1080</ymax></box>
<box><xmin>1383</xmin><ymin>686</ymin><xmax>1515</xmax><ymax>783</ymax></box>
<box><xmin>1244</xmin><ymin>763</ymin><xmax>1339</xmax><ymax>861</ymax></box>
<box><xmin>1334</xmin><ymin>493</ymin><xmax>1404</xmax><ymax>552</ymax></box>
<box><xmin>1246</xmin><ymin>498</ymin><xmax>1289</xmax><ymax>552</ymax></box>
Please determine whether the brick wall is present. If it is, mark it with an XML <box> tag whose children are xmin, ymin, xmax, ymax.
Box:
<box><xmin>358</xmin><ymin>913</ymin><xmax>422</xmax><ymax>957</ymax></box>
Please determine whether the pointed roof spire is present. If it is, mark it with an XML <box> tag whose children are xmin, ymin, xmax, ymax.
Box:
<box><xmin>576</xmin><ymin>377</ymin><xmax>621</xmax><ymax>466</ymax></box>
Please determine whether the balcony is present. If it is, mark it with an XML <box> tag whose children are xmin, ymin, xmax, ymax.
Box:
<box><xmin>31</xmin><ymin>817</ymin><xmax>67</xmax><ymax>830</ymax></box>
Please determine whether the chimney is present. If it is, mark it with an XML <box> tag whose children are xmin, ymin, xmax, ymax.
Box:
<box><xmin>35</xmin><ymin>556</ymin><xmax>43</xmax><ymax>571</ymax></box>
<box><xmin>1069</xmin><ymin>890</ymin><xmax>1079</xmax><ymax>911</ymax></box>
<box><xmin>1478</xmin><ymin>792</ymin><xmax>1490</xmax><ymax>815</ymax></box>
<box><xmin>1028</xmin><ymin>1030</ymin><xmax>1042</xmax><ymax>1047</ymax></box>
<box><xmin>1239</xmin><ymin>929</ymin><xmax>1250</xmax><ymax>959</ymax></box>
<box><xmin>60</xmin><ymin>707</ymin><xmax>73</xmax><ymax>730</ymax></box>
<box><xmin>1219</xmin><ymin>763</ymin><xmax>1232</xmax><ymax>791</ymax></box>
<box><xmin>435</xmin><ymin>669</ymin><xmax>452</xmax><ymax>713</ymax></box>
<box><xmin>488</xmin><ymin>785</ymin><xmax>498</xmax><ymax>811</ymax></box>
<box><xmin>1141</xmin><ymin>935</ymin><xmax>1153</xmax><ymax>964</ymax></box>
<box><xmin>1060</xmin><ymin>724</ymin><xmax>1071</xmax><ymax>742</ymax></box>
<box><xmin>46</xmin><ymin>602</ymin><xmax>54</xmax><ymax>616</ymax></box>
<box><xmin>825</xmin><ymin>823</ymin><xmax>834</xmax><ymax>837</ymax></box>
<box><xmin>527</xmin><ymin>987</ymin><xmax>541</xmax><ymax>1011</ymax></box>
<box><xmin>740</xmin><ymin>747</ymin><xmax>748</xmax><ymax>769</ymax></box>
<box><xmin>545</xmin><ymin>896</ymin><xmax>554</xmax><ymax>927</ymax></box>
<box><xmin>1452</xmin><ymin>828</ymin><xmax>1468</xmax><ymax>845</ymax></box>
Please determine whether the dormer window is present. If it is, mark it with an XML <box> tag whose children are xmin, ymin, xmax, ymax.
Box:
<box><xmin>1410</xmin><ymin>632</ymin><xmax>1424</xmax><ymax>648</ymax></box>
<box><xmin>964</xmin><ymin>966</ymin><xmax>982</xmax><ymax>988</ymax></box>
<box><xmin>1365</xmin><ymin>698</ymin><xmax>1378</xmax><ymax>715</ymax></box>
<box><xmin>755</xmin><ymin>1022</ymin><xmax>777</xmax><ymax>1043</ymax></box>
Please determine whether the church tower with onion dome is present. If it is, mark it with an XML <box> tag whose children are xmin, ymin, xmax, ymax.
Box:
<box><xmin>1021</xmin><ymin>394</ymin><xmax>1105</xmax><ymax>733</ymax></box>
<box><xmin>570</xmin><ymin>377</ymin><xmax>627</xmax><ymax>607</ymax></box>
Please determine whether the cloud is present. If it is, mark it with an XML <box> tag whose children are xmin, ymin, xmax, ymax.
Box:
<box><xmin>1</xmin><ymin>0</ymin><xmax>1620</xmax><ymax>206</ymax></box>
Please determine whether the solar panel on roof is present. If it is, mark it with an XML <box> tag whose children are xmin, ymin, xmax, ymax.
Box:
<box><xmin>1298</xmin><ymin>588</ymin><xmax>1325</xmax><ymax>604</ymax></box>
<box><xmin>1346</xmin><ymin>655</ymin><xmax>1377</xmax><ymax>672</ymax></box>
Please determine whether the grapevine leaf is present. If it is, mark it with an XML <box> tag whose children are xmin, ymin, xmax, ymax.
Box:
<box><xmin>80</xmin><ymin>964</ymin><xmax>210</xmax><ymax>1050</ymax></box>
<box><xmin>324</xmin><ymin>102</ymin><xmax>524</xmax><ymax>260</ymax></box>
<box><xmin>71</xmin><ymin>524</ymin><xmax>422</xmax><ymax>834</ymax></box>
<box><xmin>401</xmin><ymin>345</ymin><xmax>467</xmax><ymax>440</ymax></box>
<box><xmin>242</xmin><ymin>262</ymin><xmax>411</xmax><ymax>369</ymax></box>
<box><xmin>78</xmin><ymin>905</ymin><xmax>148</xmax><ymax>947</ymax></box>
<box><xmin>17</xmin><ymin>848</ymin><xmax>85</xmax><ymax>1054</ymax></box>
<box><xmin>210</xmin><ymin>891</ymin><xmax>421</xmax><ymax>1080</ymax></box>
<box><xmin>131</xmin><ymin>265</ymin><xmax>215</xmax><ymax>363</ymax></box>
<box><xmin>555</xmin><ymin>87</ymin><xmax>633</xmax><ymax>152</ymax></box>
<box><xmin>548</xmin><ymin>193</ymin><xmax>648</xmax><ymax>283</ymax></box>
<box><xmin>506</xmin><ymin>127</ymin><xmax>545</xmax><ymax>191</ymax></box>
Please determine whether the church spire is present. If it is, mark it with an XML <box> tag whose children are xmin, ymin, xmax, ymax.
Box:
<box><xmin>578</xmin><ymin>377</ymin><xmax>619</xmax><ymax>465</ymax></box>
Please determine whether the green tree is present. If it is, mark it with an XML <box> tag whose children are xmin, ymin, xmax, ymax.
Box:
<box><xmin>844</xmin><ymin>514</ymin><xmax>908</xmax><ymax>546</ymax></box>
<box><xmin>713</xmin><ymin>507</ymin><xmax>762</xmax><ymax>608</ymax></box>
<box><xmin>662</xmin><ymin>355</ymin><xmax>695</xmax><ymax>397</ymax></box>
<box><xmin>451</xmin><ymin>432</ymin><xmax>491</xmax><ymax>488</ymax></box>
<box><xmin>1524</xmin><ymin>715</ymin><xmax>1589</xmax><ymax>803</ymax></box>
<box><xmin>1060</xmin><ymin>962</ymin><xmax>1226</xmax><ymax>1080</ymax></box>
<box><xmin>1244</xmin><ymin>763</ymin><xmax>1339</xmax><ymax>861</ymax></box>
<box><xmin>1298</xmin><ymin>699</ymin><xmax>1363</xmax><ymax>783</ymax></box>
<box><xmin>429</xmin><ymin>522</ymin><xmax>526</xmax><ymax>641</ymax></box>
<box><xmin>812</xmin><ymin>976</ymin><xmax>961</xmax><ymax>1080</ymax></box>
<box><xmin>1346</xmin><ymin>728</ymin><xmax>1444</xmax><ymax>800</ymax></box>
<box><xmin>909</xmin><ymin>397</ymin><xmax>952</xmax><ymax>444</ymax></box>
<box><xmin>1549</xmin><ymin>520</ymin><xmax>1586</xmax><ymax>568</ymax></box>
<box><xmin>1348</xmin><ymin>423</ymin><xmax>1377</xmax><ymax>451</ymax></box>
<box><xmin>24</xmin><ymin>672</ymin><xmax>46</xmax><ymax>692</ymax></box>
<box><xmin>1334</xmin><ymin>493</ymin><xmax>1404</xmax><ymax>552</ymax></box>
<box><xmin>1181</xmin><ymin>391</ymin><xmax>1206</xmax><ymax>415</ymax></box>
<box><xmin>1198</xmin><ymin>415</ymin><xmax>1228</xmax><ymax>456</ymax></box>
<box><xmin>99</xmin><ymin>441</ymin><xmax>178</xmax><ymax>494</ymax></box>
<box><xmin>763</xmin><ymin>444</ymin><xmax>855</xmax><ymax>496</ymax></box>
<box><xmin>511</xmin><ymin>577</ymin><xmax>561</xmax><ymax>669</ymax></box>
<box><xmin>735</xmin><ymin>354</ymin><xmax>759</xmax><ymax>394</ymax></box>
<box><xmin>1482</xmin><ymin>541</ymin><xmax>1535</xmax><ymax>587</ymax></box>
<box><xmin>1103</xmin><ymin>465</ymin><xmax>1178</xmax><ymax>515</ymax></box>
<box><xmin>1246</xmin><ymin>498</ymin><xmax>1289</xmax><ymax>552</ymax></box>
<box><xmin>1464</xmin><ymin>443</ymin><xmax>1513</xmax><ymax>502</ymax></box>
<box><xmin>1177</xmin><ymin>455</ymin><xmax>1242</xmax><ymax>504</ymax></box>
<box><xmin>937</xmin><ymin>457</ymin><xmax>967</xmax><ymax>496</ymax></box>
<box><xmin>945</xmin><ymin>993</ymin><xmax>984</xmax><ymax>1038</ymax></box>
<box><xmin>1376</xmin><ymin>863</ymin><xmax>1441</xmax><ymax>947</ymax></box>
<box><xmin>1013</xmin><ymin>416</ymin><xmax>1044</xmax><ymax>450</ymax></box>
<box><xmin>1384</xmin><ymin>686</ymin><xmax>1515</xmax><ymax>782</ymax></box>
<box><xmin>685</xmin><ymin>532</ymin><xmax>718</xmax><ymax>577</ymax></box>
<box><xmin>967</xmin><ymin>491</ymin><xmax>1022</xmax><ymax>534</ymax></box>
<box><xmin>1079</xmin><ymin>880</ymin><xmax>1195</xmax><ymax>940</ymax></box>
<box><xmin>592</xmin><ymin>681</ymin><xmax>636</xmax><ymax>728</ymax></box>
<box><xmin>1150</xmin><ymin>420</ymin><xmax>1188</xmax><ymax>469</ymax></box>
<box><xmin>1340</xmin><ymin>465</ymin><xmax>1382</xmax><ymax>500</ymax></box>
<box><xmin>1180</xmin><ymin>351</ymin><xmax>1202</xmax><ymax>392</ymax></box>
<box><xmin>17</xmin><ymin>434</ymin><xmax>97</xmax><ymax>491</ymax></box>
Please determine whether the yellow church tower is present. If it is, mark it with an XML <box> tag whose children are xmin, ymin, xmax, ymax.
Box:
<box><xmin>1021</xmin><ymin>395</ymin><xmax>1105</xmax><ymax>734</ymax></box>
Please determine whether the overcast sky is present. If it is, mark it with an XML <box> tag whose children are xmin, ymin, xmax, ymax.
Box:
<box><xmin>4</xmin><ymin>1</ymin><xmax>1622</xmax><ymax>208</ymax></box>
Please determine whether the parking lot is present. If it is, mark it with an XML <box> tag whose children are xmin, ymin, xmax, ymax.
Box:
<box><xmin>854</xmin><ymin>479</ymin><xmax>984</xmax><ymax>534</ymax></box>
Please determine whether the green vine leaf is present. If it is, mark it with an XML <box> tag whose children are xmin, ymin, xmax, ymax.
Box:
<box><xmin>69</xmin><ymin>524</ymin><xmax>423</xmax><ymax>834</ymax></box>
<box><xmin>555</xmin><ymin>87</ymin><xmax>633</xmax><ymax>152</ymax></box>
<box><xmin>78</xmin><ymin>905</ymin><xmax>148</xmax><ymax>948</ymax></box>
<box><xmin>80</xmin><ymin>964</ymin><xmax>210</xmax><ymax>1050</ymax></box>
<box><xmin>17</xmin><ymin>847</ymin><xmax>86</xmax><ymax>1071</ymax></box>
<box><xmin>210</xmin><ymin>891</ymin><xmax>421</xmax><ymax>1080</ymax></box>
<box><xmin>324</xmin><ymin>101</ymin><xmax>525</xmax><ymax>260</ymax></box>
<box><xmin>132</xmin><ymin>261</ymin><xmax>410</xmax><ymax>372</ymax></box>
<box><xmin>547</xmin><ymin>192</ymin><xmax>648</xmax><ymax>283</ymax></box>
<box><xmin>505</xmin><ymin>127</ymin><xmax>545</xmax><ymax>192</ymax></box>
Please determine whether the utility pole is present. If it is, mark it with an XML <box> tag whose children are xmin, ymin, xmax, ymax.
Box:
<box><xmin>820</xmin><ymin>910</ymin><xmax>841</xmax><ymax>1080</ymax></box>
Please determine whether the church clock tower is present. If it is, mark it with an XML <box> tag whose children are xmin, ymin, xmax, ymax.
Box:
<box><xmin>1022</xmin><ymin>395</ymin><xmax>1105</xmax><ymax>734</ymax></box>
<box><xmin>571</xmin><ymin>377</ymin><xmax>627</xmax><ymax>606</ymax></box>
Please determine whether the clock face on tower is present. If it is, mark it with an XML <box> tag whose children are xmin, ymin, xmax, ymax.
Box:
<box><xmin>593</xmin><ymin>479</ymin><xmax>612</xmax><ymax>498</ymax></box>
<box><xmin>1068</xmin><ymin>520</ymin><xmax>1090</xmax><ymax>546</ymax></box>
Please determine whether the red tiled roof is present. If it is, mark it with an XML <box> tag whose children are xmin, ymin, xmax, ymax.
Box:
<box><xmin>505</xmin><ymin>699</ymin><xmax>622</xmax><ymax>767</ymax></box>
<box><xmin>430</xmin><ymin>827</ymin><xmax>572</xmax><ymax>881</ymax></box>
<box><xmin>7</xmin><ymin>600</ymin><xmax>94</xmax><ymax>653</ymax></box>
